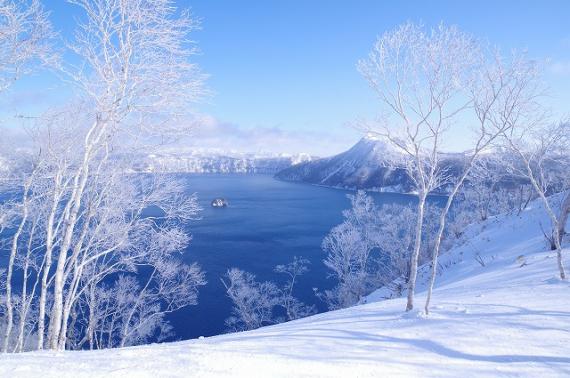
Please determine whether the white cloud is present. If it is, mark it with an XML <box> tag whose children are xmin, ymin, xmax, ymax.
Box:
<box><xmin>549</xmin><ymin>60</ymin><xmax>570</xmax><ymax>76</ymax></box>
<box><xmin>171</xmin><ymin>115</ymin><xmax>358</xmax><ymax>157</ymax></box>
<box><xmin>1</xmin><ymin>112</ymin><xmax>360</xmax><ymax>158</ymax></box>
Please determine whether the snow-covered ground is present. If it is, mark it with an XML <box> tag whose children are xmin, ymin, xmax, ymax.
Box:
<box><xmin>1</xmin><ymin>198</ymin><xmax>569</xmax><ymax>377</ymax></box>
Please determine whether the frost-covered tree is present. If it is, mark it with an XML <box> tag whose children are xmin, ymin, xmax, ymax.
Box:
<box><xmin>44</xmin><ymin>0</ymin><xmax>205</xmax><ymax>350</ymax></box>
<box><xmin>460</xmin><ymin>157</ymin><xmax>536</xmax><ymax>222</ymax></box>
<box><xmin>320</xmin><ymin>191</ymin><xmax>441</xmax><ymax>309</ymax></box>
<box><xmin>320</xmin><ymin>192</ymin><xmax>381</xmax><ymax>309</ymax></box>
<box><xmin>0</xmin><ymin>125</ymin><xmax>207</xmax><ymax>352</ymax></box>
<box><xmin>424</xmin><ymin>51</ymin><xmax>544</xmax><ymax>313</ymax></box>
<box><xmin>0</xmin><ymin>0</ymin><xmax>207</xmax><ymax>352</ymax></box>
<box><xmin>0</xmin><ymin>1</ymin><xmax>54</xmax><ymax>348</ymax></box>
<box><xmin>223</xmin><ymin>257</ymin><xmax>315</xmax><ymax>331</ymax></box>
<box><xmin>222</xmin><ymin>268</ymin><xmax>280</xmax><ymax>332</ymax></box>
<box><xmin>375</xmin><ymin>203</ymin><xmax>426</xmax><ymax>294</ymax></box>
<box><xmin>358</xmin><ymin>23</ymin><xmax>479</xmax><ymax>311</ymax></box>
<box><xmin>321</xmin><ymin>223</ymin><xmax>368</xmax><ymax>309</ymax></box>
<box><xmin>358</xmin><ymin>21</ymin><xmax>548</xmax><ymax>312</ymax></box>
<box><xmin>67</xmin><ymin>260</ymin><xmax>205</xmax><ymax>350</ymax></box>
<box><xmin>501</xmin><ymin>121</ymin><xmax>570</xmax><ymax>279</ymax></box>
<box><xmin>274</xmin><ymin>257</ymin><xmax>316</xmax><ymax>321</ymax></box>
<box><xmin>0</xmin><ymin>0</ymin><xmax>54</xmax><ymax>93</ymax></box>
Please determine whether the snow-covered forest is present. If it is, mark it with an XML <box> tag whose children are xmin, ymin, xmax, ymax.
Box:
<box><xmin>0</xmin><ymin>1</ymin><xmax>569</xmax><ymax>377</ymax></box>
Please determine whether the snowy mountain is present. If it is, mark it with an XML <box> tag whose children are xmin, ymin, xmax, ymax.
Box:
<box><xmin>275</xmin><ymin>136</ymin><xmax>562</xmax><ymax>194</ymax></box>
<box><xmin>134</xmin><ymin>151</ymin><xmax>314</xmax><ymax>174</ymax></box>
<box><xmin>275</xmin><ymin>136</ymin><xmax>415</xmax><ymax>192</ymax></box>
<box><xmin>1</xmin><ymin>196</ymin><xmax>568</xmax><ymax>377</ymax></box>
<box><xmin>275</xmin><ymin>136</ymin><xmax>469</xmax><ymax>193</ymax></box>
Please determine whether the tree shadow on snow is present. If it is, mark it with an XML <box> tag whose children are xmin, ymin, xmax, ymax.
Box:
<box><xmin>221</xmin><ymin>327</ymin><xmax>570</xmax><ymax>369</ymax></box>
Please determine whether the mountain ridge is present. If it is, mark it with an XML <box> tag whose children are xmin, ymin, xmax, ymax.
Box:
<box><xmin>275</xmin><ymin>137</ymin><xmax>440</xmax><ymax>193</ymax></box>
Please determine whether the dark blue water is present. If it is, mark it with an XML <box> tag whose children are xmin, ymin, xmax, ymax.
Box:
<box><xmin>168</xmin><ymin>174</ymin><xmax>422</xmax><ymax>340</ymax></box>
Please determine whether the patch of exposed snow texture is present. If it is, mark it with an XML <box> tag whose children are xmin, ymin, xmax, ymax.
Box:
<box><xmin>0</xmin><ymin>197</ymin><xmax>569</xmax><ymax>377</ymax></box>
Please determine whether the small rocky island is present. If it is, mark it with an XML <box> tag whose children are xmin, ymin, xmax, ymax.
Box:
<box><xmin>211</xmin><ymin>198</ymin><xmax>228</xmax><ymax>208</ymax></box>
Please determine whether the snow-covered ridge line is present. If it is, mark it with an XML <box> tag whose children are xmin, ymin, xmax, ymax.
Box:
<box><xmin>1</xmin><ymin>196</ymin><xmax>568</xmax><ymax>377</ymax></box>
<box><xmin>132</xmin><ymin>152</ymin><xmax>315</xmax><ymax>174</ymax></box>
<box><xmin>0</xmin><ymin>151</ymin><xmax>316</xmax><ymax>176</ymax></box>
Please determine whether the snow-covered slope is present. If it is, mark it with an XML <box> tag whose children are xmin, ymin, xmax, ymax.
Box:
<box><xmin>1</xmin><ymin>198</ymin><xmax>569</xmax><ymax>377</ymax></box>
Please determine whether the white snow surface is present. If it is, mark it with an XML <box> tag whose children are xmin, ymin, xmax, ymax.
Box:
<box><xmin>1</xmin><ymin>198</ymin><xmax>569</xmax><ymax>377</ymax></box>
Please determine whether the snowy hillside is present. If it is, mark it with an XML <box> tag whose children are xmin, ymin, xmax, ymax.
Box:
<box><xmin>1</xmin><ymin>198</ymin><xmax>569</xmax><ymax>377</ymax></box>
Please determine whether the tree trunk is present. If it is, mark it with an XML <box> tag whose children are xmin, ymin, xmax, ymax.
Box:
<box><xmin>15</xmin><ymin>219</ymin><xmax>38</xmax><ymax>352</ymax></box>
<box><xmin>424</xmin><ymin>165</ymin><xmax>474</xmax><ymax>314</ymax></box>
<box><xmin>49</xmin><ymin>121</ymin><xmax>102</xmax><ymax>350</ymax></box>
<box><xmin>406</xmin><ymin>192</ymin><xmax>426</xmax><ymax>311</ymax></box>
<box><xmin>424</xmin><ymin>203</ymin><xmax>449</xmax><ymax>315</ymax></box>
<box><xmin>556</xmin><ymin>191</ymin><xmax>570</xmax><ymax>246</ymax></box>
<box><xmin>48</xmin><ymin>178</ymin><xmax>88</xmax><ymax>350</ymax></box>
<box><xmin>87</xmin><ymin>285</ymin><xmax>96</xmax><ymax>350</ymax></box>
<box><xmin>528</xmin><ymin>172</ymin><xmax>566</xmax><ymax>279</ymax></box>
<box><xmin>37</xmin><ymin>180</ymin><xmax>64</xmax><ymax>350</ymax></box>
<box><xmin>2</xmin><ymin>172</ymin><xmax>36</xmax><ymax>353</ymax></box>
<box><xmin>2</xmin><ymin>201</ymin><xmax>28</xmax><ymax>352</ymax></box>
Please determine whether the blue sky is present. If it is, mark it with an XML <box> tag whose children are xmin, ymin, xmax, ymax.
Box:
<box><xmin>3</xmin><ymin>1</ymin><xmax>570</xmax><ymax>155</ymax></box>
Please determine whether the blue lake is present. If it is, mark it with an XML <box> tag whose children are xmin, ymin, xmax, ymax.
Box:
<box><xmin>169</xmin><ymin>174</ymin><xmax>422</xmax><ymax>340</ymax></box>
